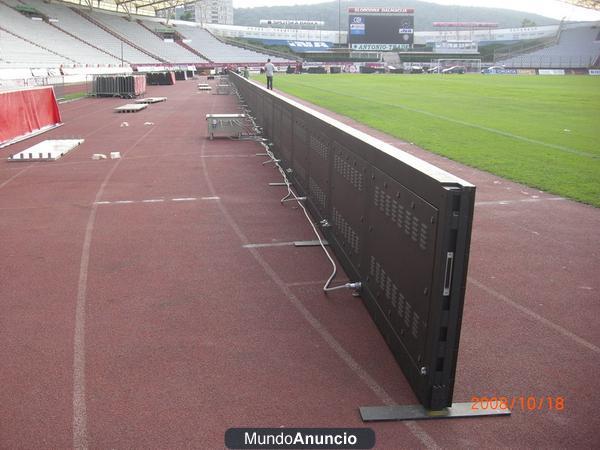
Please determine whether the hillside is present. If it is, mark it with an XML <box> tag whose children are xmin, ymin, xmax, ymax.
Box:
<box><xmin>233</xmin><ymin>0</ymin><xmax>558</xmax><ymax>31</ymax></box>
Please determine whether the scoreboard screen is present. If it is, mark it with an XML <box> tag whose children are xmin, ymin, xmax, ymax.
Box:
<box><xmin>348</xmin><ymin>7</ymin><xmax>414</xmax><ymax>51</ymax></box>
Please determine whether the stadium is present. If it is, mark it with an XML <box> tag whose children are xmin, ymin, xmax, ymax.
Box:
<box><xmin>1</xmin><ymin>0</ymin><xmax>599</xmax><ymax>448</ymax></box>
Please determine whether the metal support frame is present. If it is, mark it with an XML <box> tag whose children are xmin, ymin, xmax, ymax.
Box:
<box><xmin>262</xmin><ymin>159</ymin><xmax>281</xmax><ymax>165</ymax></box>
<box><xmin>229</xmin><ymin>72</ymin><xmax>479</xmax><ymax>413</ymax></box>
<box><xmin>205</xmin><ymin>114</ymin><xmax>245</xmax><ymax>140</ymax></box>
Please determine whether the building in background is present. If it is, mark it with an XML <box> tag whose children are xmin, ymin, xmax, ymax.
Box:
<box><xmin>195</xmin><ymin>0</ymin><xmax>233</xmax><ymax>25</ymax></box>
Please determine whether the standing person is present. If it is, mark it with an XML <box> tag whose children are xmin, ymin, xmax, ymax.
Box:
<box><xmin>243</xmin><ymin>66</ymin><xmax>250</xmax><ymax>79</ymax></box>
<box><xmin>264</xmin><ymin>59</ymin><xmax>275</xmax><ymax>90</ymax></box>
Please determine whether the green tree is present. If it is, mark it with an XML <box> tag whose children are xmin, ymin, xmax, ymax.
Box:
<box><xmin>180</xmin><ymin>12</ymin><xmax>194</xmax><ymax>22</ymax></box>
<box><xmin>521</xmin><ymin>18</ymin><xmax>537</xmax><ymax>28</ymax></box>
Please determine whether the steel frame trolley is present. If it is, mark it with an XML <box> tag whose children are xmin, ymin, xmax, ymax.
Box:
<box><xmin>206</xmin><ymin>114</ymin><xmax>245</xmax><ymax>140</ymax></box>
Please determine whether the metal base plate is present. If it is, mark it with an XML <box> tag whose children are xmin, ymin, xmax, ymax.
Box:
<box><xmin>360</xmin><ymin>403</ymin><xmax>511</xmax><ymax>422</ymax></box>
<box><xmin>294</xmin><ymin>240</ymin><xmax>329</xmax><ymax>247</ymax></box>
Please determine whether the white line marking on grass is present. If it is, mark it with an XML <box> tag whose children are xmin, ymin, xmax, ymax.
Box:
<box><xmin>470</xmin><ymin>278</ymin><xmax>600</xmax><ymax>355</ymax></box>
<box><xmin>289</xmin><ymin>83</ymin><xmax>597</xmax><ymax>159</ymax></box>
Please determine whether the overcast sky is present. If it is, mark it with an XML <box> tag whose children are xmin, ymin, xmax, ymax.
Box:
<box><xmin>232</xmin><ymin>0</ymin><xmax>600</xmax><ymax>21</ymax></box>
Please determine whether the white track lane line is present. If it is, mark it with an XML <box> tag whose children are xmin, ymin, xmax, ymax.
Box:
<box><xmin>470</xmin><ymin>278</ymin><xmax>600</xmax><ymax>354</ymax></box>
<box><xmin>475</xmin><ymin>197</ymin><xmax>565</xmax><ymax>207</ymax></box>
<box><xmin>0</xmin><ymin>164</ymin><xmax>33</xmax><ymax>191</ymax></box>
<box><xmin>94</xmin><ymin>197</ymin><xmax>219</xmax><ymax>206</ymax></box>
<box><xmin>73</xmin><ymin>125</ymin><xmax>158</xmax><ymax>449</ymax></box>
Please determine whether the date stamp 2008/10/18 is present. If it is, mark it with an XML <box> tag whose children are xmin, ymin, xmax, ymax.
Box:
<box><xmin>471</xmin><ymin>396</ymin><xmax>565</xmax><ymax>411</ymax></box>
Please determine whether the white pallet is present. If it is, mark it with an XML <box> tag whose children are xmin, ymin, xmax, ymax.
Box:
<box><xmin>8</xmin><ymin>139</ymin><xmax>84</xmax><ymax>162</ymax></box>
<box><xmin>135</xmin><ymin>97</ymin><xmax>167</xmax><ymax>104</ymax></box>
<box><xmin>114</xmin><ymin>103</ymin><xmax>148</xmax><ymax>113</ymax></box>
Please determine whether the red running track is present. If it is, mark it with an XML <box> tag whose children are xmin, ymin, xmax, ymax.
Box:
<box><xmin>0</xmin><ymin>79</ymin><xmax>598</xmax><ymax>449</ymax></box>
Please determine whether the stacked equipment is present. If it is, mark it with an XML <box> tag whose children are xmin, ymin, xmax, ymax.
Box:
<box><xmin>145</xmin><ymin>72</ymin><xmax>176</xmax><ymax>85</ymax></box>
<box><xmin>91</xmin><ymin>75</ymin><xmax>146</xmax><ymax>98</ymax></box>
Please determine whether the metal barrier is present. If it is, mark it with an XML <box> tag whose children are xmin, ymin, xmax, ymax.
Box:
<box><xmin>90</xmin><ymin>74</ymin><xmax>146</xmax><ymax>98</ymax></box>
<box><xmin>145</xmin><ymin>71</ymin><xmax>176</xmax><ymax>86</ymax></box>
<box><xmin>174</xmin><ymin>70</ymin><xmax>188</xmax><ymax>81</ymax></box>
<box><xmin>229</xmin><ymin>72</ymin><xmax>477</xmax><ymax>413</ymax></box>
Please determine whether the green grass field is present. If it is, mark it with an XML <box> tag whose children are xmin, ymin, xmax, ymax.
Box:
<box><xmin>62</xmin><ymin>92</ymin><xmax>87</xmax><ymax>101</ymax></box>
<box><xmin>263</xmin><ymin>74</ymin><xmax>600</xmax><ymax>207</ymax></box>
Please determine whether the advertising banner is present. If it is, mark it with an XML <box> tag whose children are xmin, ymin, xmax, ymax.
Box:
<box><xmin>538</xmin><ymin>69</ymin><xmax>566</xmax><ymax>75</ymax></box>
<box><xmin>0</xmin><ymin>86</ymin><xmax>62</xmax><ymax>148</ymax></box>
<box><xmin>287</xmin><ymin>41</ymin><xmax>332</xmax><ymax>52</ymax></box>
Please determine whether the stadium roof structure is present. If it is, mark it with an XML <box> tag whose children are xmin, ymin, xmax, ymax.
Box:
<box><xmin>559</xmin><ymin>0</ymin><xmax>600</xmax><ymax>10</ymax></box>
<box><xmin>57</xmin><ymin>0</ymin><xmax>195</xmax><ymax>16</ymax></box>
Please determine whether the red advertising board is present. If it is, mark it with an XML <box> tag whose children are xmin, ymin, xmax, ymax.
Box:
<box><xmin>0</xmin><ymin>86</ymin><xmax>62</xmax><ymax>147</ymax></box>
